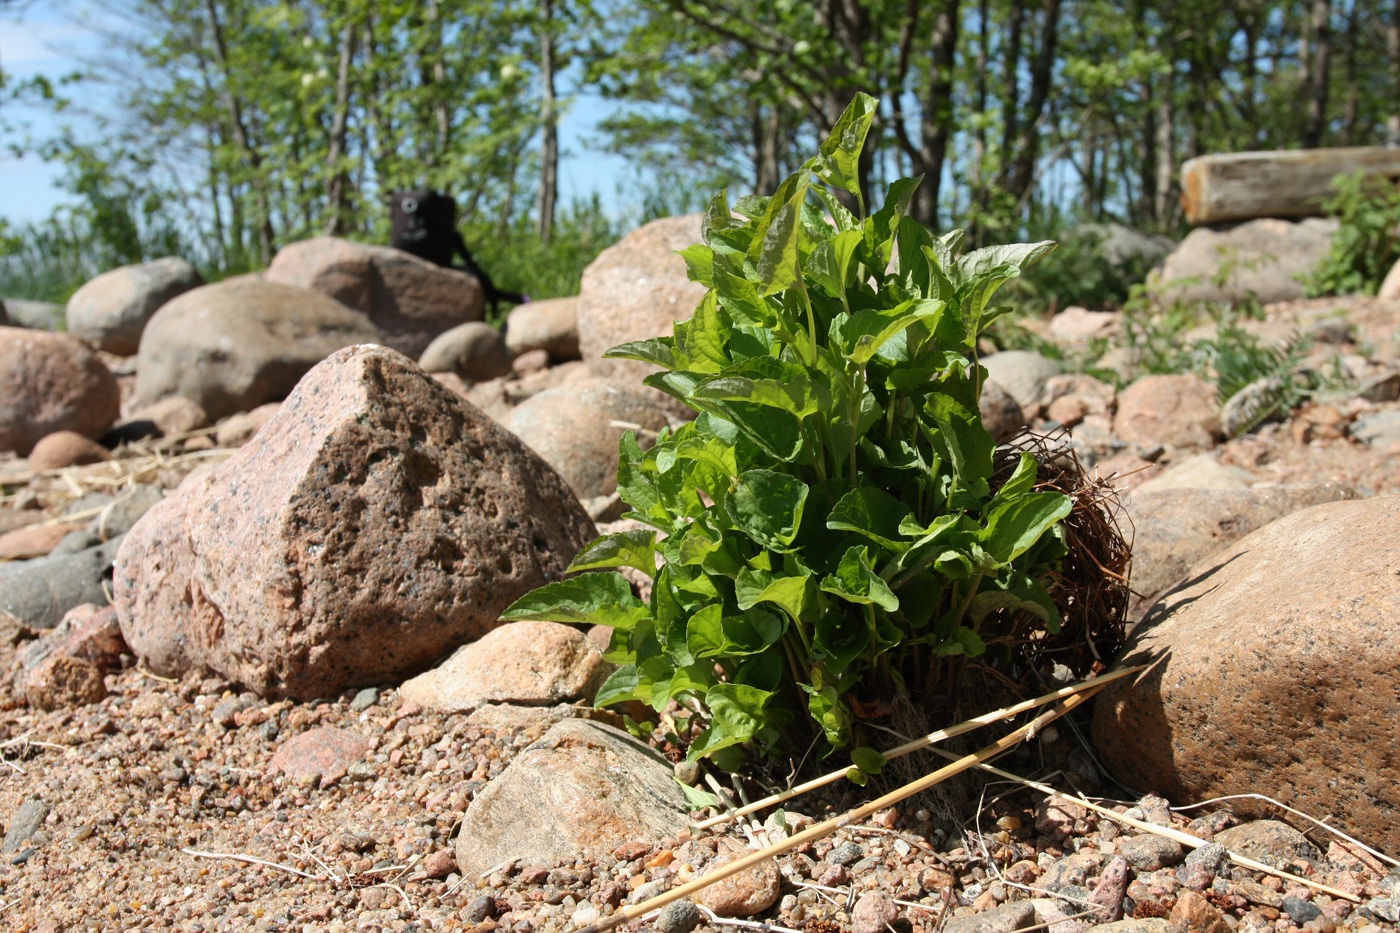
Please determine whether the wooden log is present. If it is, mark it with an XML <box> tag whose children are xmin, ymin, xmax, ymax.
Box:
<box><xmin>1180</xmin><ymin>147</ymin><xmax>1400</xmax><ymax>225</ymax></box>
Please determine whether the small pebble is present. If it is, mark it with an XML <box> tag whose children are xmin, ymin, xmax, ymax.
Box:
<box><xmin>349</xmin><ymin>687</ymin><xmax>379</xmax><ymax>712</ymax></box>
<box><xmin>654</xmin><ymin>897</ymin><xmax>700</xmax><ymax>933</ymax></box>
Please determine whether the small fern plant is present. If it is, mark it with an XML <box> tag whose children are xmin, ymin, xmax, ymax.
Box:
<box><xmin>501</xmin><ymin>94</ymin><xmax>1069</xmax><ymax>770</ymax></box>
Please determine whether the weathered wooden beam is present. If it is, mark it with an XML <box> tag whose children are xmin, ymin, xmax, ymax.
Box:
<box><xmin>1180</xmin><ymin>147</ymin><xmax>1400</xmax><ymax>225</ymax></box>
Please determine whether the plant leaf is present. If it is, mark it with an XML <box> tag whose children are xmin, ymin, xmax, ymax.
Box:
<box><xmin>827</xmin><ymin>486</ymin><xmax>914</xmax><ymax>553</ymax></box>
<box><xmin>815</xmin><ymin>92</ymin><xmax>878</xmax><ymax>199</ymax></box>
<box><xmin>686</xmin><ymin>683</ymin><xmax>773</xmax><ymax>761</ymax></box>
<box><xmin>980</xmin><ymin>491</ymin><xmax>1073</xmax><ymax>565</ymax></box>
<box><xmin>725</xmin><ymin>469</ymin><xmax>809</xmax><ymax>550</ymax></box>
<box><xmin>568</xmin><ymin>530</ymin><xmax>657</xmax><ymax>576</ymax></box>
<box><xmin>734</xmin><ymin>567</ymin><xmax>815</xmax><ymax>622</ymax></box>
<box><xmin>604</xmin><ymin>337</ymin><xmax>675</xmax><ymax>369</ymax></box>
<box><xmin>820</xmin><ymin>545</ymin><xmax>900</xmax><ymax>611</ymax></box>
<box><xmin>500</xmin><ymin>572</ymin><xmax>649</xmax><ymax>631</ymax></box>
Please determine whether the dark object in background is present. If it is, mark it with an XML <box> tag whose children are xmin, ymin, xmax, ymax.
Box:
<box><xmin>390</xmin><ymin>189</ymin><xmax>525</xmax><ymax>316</ymax></box>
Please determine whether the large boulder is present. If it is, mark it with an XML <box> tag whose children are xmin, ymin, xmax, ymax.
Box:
<box><xmin>1075</xmin><ymin>222</ymin><xmax>1175</xmax><ymax>271</ymax></box>
<box><xmin>576</xmin><ymin>214</ymin><xmax>706</xmax><ymax>386</ymax></box>
<box><xmin>503</xmin><ymin>378</ymin><xmax>672</xmax><ymax>501</ymax></box>
<box><xmin>504</xmin><ymin>296</ymin><xmax>580</xmax><ymax>360</ymax></box>
<box><xmin>265</xmin><ymin>236</ymin><xmax>483</xmax><ymax>358</ymax></box>
<box><xmin>455</xmin><ymin>718</ymin><xmax>692</xmax><ymax>877</ymax></box>
<box><xmin>418</xmin><ymin>322</ymin><xmax>513</xmax><ymax>382</ymax></box>
<box><xmin>1123</xmin><ymin>483</ymin><xmax>1356</xmax><ymax>618</ymax></box>
<box><xmin>1150</xmin><ymin>218</ymin><xmax>1337</xmax><ymax>306</ymax></box>
<box><xmin>981</xmin><ymin>351</ymin><xmax>1062</xmax><ymax>411</ymax></box>
<box><xmin>132</xmin><ymin>278</ymin><xmax>381</xmax><ymax>422</ymax></box>
<box><xmin>114</xmin><ymin>345</ymin><xmax>596</xmax><ymax>699</ymax></box>
<box><xmin>1094</xmin><ymin>496</ymin><xmax>1400</xmax><ymax>854</ymax></box>
<box><xmin>65</xmin><ymin>257</ymin><xmax>204</xmax><ymax>355</ymax></box>
<box><xmin>0</xmin><ymin>327</ymin><xmax>120</xmax><ymax>455</ymax></box>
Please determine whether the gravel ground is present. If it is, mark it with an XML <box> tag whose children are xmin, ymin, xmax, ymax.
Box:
<box><xmin>0</xmin><ymin>647</ymin><xmax>1394</xmax><ymax>933</ymax></box>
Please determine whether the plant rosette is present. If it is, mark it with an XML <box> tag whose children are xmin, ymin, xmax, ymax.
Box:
<box><xmin>503</xmin><ymin>93</ymin><xmax>1068</xmax><ymax>773</ymax></box>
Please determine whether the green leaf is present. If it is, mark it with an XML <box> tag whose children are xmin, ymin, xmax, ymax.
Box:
<box><xmin>692</xmin><ymin>373</ymin><xmax>821</xmax><ymax>417</ymax></box>
<box><xmin>820</xmin><ymin>545</ymin><xmax>899</xmax><ymax>611</ymax></box>
<box><xmin>616</xmin><ymin>431</ymin><xmax>661</xmax><ymax>517</ymax></box>
<box><xmin>980</xmin><ymin>491</ymin><xmax>1073</xmax><ymax>565</ymax></box>
<box><xmin>676</xmin><ymin>291</ymin><xmax>731</xmax><ymax>371</ymax></box>
<box><xmin>687</xmin><ymin>605</ymin><xmax>785</xmax><ymax>658</ymax></box>
<box><xmin>993</xmin><ymin>452</ymin><xmax>1040</xmax><ymax>505</ymax></box>
<box><xmin>956</xmin><ymin>240</ymin><xmax>1057</xmax><ymax>283</ymax></box>
<box><xmin>677</xmin><ymin>243</ymin><xmax>715</xmax><ymax>288</ymax></box>
<box><xmin>687</xmin><ymin>683</ymin><xmax>773</xmax><ymax>761</ymax></box>
<box><xmin>678</xmin><ymin>782</ymin><xmax>721</xmax><ymax>809</ymax></box>
<box><xmin>812</xmin><ymin>186</ymin><xmax>860</xmax><ymax>233</ymax></box>
<box><xmin>500</xmin><ymin>572</ymin><xmax>649</xmax><ymax>631</ymax></box>
<box><xmin>934</xmin><ymin>626</ymin><xmax>987</xmax><ymax>658</ymax></box>
<box><xmin>806</xmin><ymin>228</ymin><xmax>865</xmax><ymax>299</ymax></box>
<box><xmin>734</xmin><ymin>567</ymin><xmax>815</xmax><ymax>622</ymax></box>
<box><xmin>604</xmin><ymin>337</ymin><xmax>675</xmax><ymax>369</ymax></box>
<box><xmin>714</xmin><ymin>265</ymin><xmax>773</xmax><ymax>326</ymax></box>
<box><xmin>813</xmin><ymin>606</ymin><xmax>870</xmax><ymax>675</ymax></box>
<box><xmin>826</xmin><ymin>486</ymin><xmax>914</xmax><ymax>553</ymax></box>
<box><xmin>850</xmin><ymin>746</ymin><xmax>887</xmax><ymax>775</ymax></box>
<box><xmin>725</xmin><ymin>469</ymin><xmax>809</xmax><ymax>550</ymax></box>
<box><xmin>815</xmin><ymin>92</ymin><xmax>877</xmax><ymax>199</ymax></box>
<box><xmin>926</xmin><ymin>394</ymin><xmax>994</xmax><ymax>496</ymax></box>
<box><xmin>568</xmin><ymin>530</ymin><xmax>657</xmax><ymax>577</ymax></box>
<box><xmin>834</xmin><ymin>299</ymin><xmax>946</xmax><ymax>365</ymax></box>
<box><xmin>753</xmin><ymin>197</ymin><xmax>803</xmax><ymax>297</ymax></box>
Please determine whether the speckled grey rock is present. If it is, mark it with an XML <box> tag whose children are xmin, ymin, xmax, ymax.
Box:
<box><xmin>1213</xmin><ymin>820</ymin><xmax>1319</xmax><ymax>870</ymax></box>
<box><xmin>981</xmin><ymin>351</ymin><xmax>1062</xmax><ymax>410</ymax></box>
<box><xmin>66</xmin><ymin>257</ymin><xmax>203</xmax><ymax>355</ymax></box>
<box><xmin>0</xmin><ymin>534</ymin><xmax>125</xmax><ymax>628</ymax></box>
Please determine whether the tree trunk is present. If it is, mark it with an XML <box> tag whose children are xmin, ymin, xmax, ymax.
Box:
<box><xmin>426</xmin><ymin>0</ymin><xmax>450</xmax><ymax>158</ymax></box>
<box><xmin>913</xmin><ymin>0</ymin><xmax>961</xmax><ymax>228</ymax></box>
<box><xmin>202</xmin><ymin>0</ymin><xmax>275</xmax><ymax>264</ymax></box>
<box><xmin>1389</xmin><ymin>0</ymin><xmax>1400</xmax><ymax>145</ymax></box>
<box><xmin>1004</xmin><ymin>0</ymin><xmax>1062</xmax><ymax>208</ymax></box>
<box><xmin>535</xmin><ymin>0</ymin><xmax>558</xmax><ymax>243</ymax></box>
<box><xmin>999</xmin><ymin>0</ymin><xmax>1024</xmax><ymax>179</ymax></box>
<box><xmin>753</xmin><ymin>104</ymin><xmax>781</xmax><ymax>195</ymax></box>
<box><xmin>1341</xmin><ymin>0</ymin><xmax>1358</xmax><ymax>145</ymax></box>
<box><xmin>324</xmin><ymin>19</ymin><xmax>357</xmax><ymax>237</ymax></box>
<box><xmin>1303</xmin><ymin>0</ymin><xmax>1332</xmax><ymax>147</ymax></box>
<box><xmin>1154</xmin><ymin>67</ymin><xmax>1175</xmax><ymax>225</ymax></box>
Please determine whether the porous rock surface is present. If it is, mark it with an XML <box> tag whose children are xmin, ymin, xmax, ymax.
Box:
<box><xmin>0</xmin><ymin>327</ymin><xmax>120</xmax><ymax>455</ymax></box>
<box><xmin>114</xmin><ymin>344</ymin><xmax>596</xmax><ymax>699</ymax></box>
<box><xmin>454</xmin><ymin>718</ymin><xmax>691</xmax><ymax>877</ymax></box>
<box><xmin>1093</xmin><ymin>495</ymin><xmax>1400</xmax><ymax>854</ymax></box>
<box><xmin>132</xmin><ymin>278</ymin><xmax>381</xmax><ymax>421</ymax></box>
<box><xmin>65</xmin><ymin>256</ymin><xmax>203</xmax><ymax>355</ymax></box>
<box><xmin>265</xmin><ymin>236</ymin><xmax>483</xmax><ymax>358</ymax></box>
<box><xmin>576</xmin><ymin>214</ymin><xmax>706</xmax><ymax>392</ymax></box>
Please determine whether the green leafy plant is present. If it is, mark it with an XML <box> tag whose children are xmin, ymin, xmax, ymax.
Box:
<box><xmin>1307</xmin><ymin>171</ymin><xmax>1400</xmax><ymax>298</ymax></box>
<box><xmin>502</xmin><ymin>94</ymin><xmax>1071</xmax><ymax>768</ymax></box>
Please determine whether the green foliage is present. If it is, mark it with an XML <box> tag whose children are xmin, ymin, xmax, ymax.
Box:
<box><xmin>1010</xmin><ymin>225</ymin><xmax>1156</xmax><ymax>315</ymax></box>
<box><xmin>1307</xmin><ymin>172</ymin><xmax>1400</xmax><ymax>298</ymax></box>
<box><xmin>502</xmin><ymin>94</ymin><xmax>1070</xmax><ymax>765</ymax></box>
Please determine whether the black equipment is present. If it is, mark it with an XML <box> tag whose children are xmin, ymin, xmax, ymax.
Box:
<box><xmin>390</xmin><ymin>189</ymin><xmax>525</xmax><ymax>315</ymax></box>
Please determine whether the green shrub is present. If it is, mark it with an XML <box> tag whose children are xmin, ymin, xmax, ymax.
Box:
<box><xmin>1307</xmin><ymin>171</ymin><xmax>1400</xmax><ymax>298</ymax></box>
<box><xmin>501</xmin><ymin>94</ymin><xmax>1072</xmax><ymax>770</ymax></box>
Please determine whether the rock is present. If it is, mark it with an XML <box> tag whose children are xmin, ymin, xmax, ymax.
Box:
<box><xmin>981</xmin><ymin>351</ymin><xmax>1063</xmax><ymax>411</ymax></box>
<box><xmin>1349</xmin><ymin>410</ymin><xmax>1400</xmax><ymax>449</ymax></box>
<box><xmin>1</xmin><ymin>298</ymin><xmax>63</xmax><ymax>331</ymax></box>
<box><xmin>1124</xmin><ymin>483</ymin><xmax>1355</xmax><ymax>617</ymax></box>
<box><xmin>418</xmin><ymin>322</ymin><xmax>513</xmax><ymax>381</ymax></box>
<box><xmin>123</xmin><ymin>396</ymin><xmax>210</xmax><ymax>438</ymax></box>
<box><xmin>214</xmin><ymin>403</ymin><xmax>281</xmax><ymax>448</ymax></box>
<box><xmin>1176</xmin><ymin>843</ymin><xmax>1227</xmax><ymax>890</ymax></box>
<box><xmin>422</xmin><ymin>849</ymin><xmax>456</xmax><ymax>879</ymax></box>
<box><xmin>654</xmin><ymin>898</ymin><xmax>701</xmax><ymax>933</ymax></box>
<box><xmin>132</xmin><ymin>278</ymin><xmax>381</xmax><ymax>422</ymax></box>
<box><xmin>1093</xmin><ymin>496</ymin><xmax>1400</xmax><ymax>855</ymax></box>
<box><xmin>1114</xmin><ymin>374</ymin><xmax>1220</xmax><ymax>450</ymax></box>
<box><xmin>2</xmin><ymin>800</ymin><xmax>50</xmax><ymax>853</ymax></box>
<box><xmin>115</xmin><ymin>345</ymin><xmax>594</xmax><ymax>699</ymax></box>
<box><xmin>503</xmin><ymin>378</ymin><xmax>672</xmax><ymax>500</ymax></box>
<box><xmin>1213</xmin><ymin>820</ymin><xmax>1320</xmax><ymax>870</ymax></box>
<box><xmin>1117</xmin><ymin>835</ymin><xmax>1185</xmax><ymax>871</ymax></box>
<box><xmin>0</xmin><ymin>524</ymin><xmax>83</xmax><ymax>561</ymax></box>
<box><xmin>1170</xmin><ymin>889</ymin><xmax>1231</xmax><ymax>933</ymax></box>
<box><xmin>66</xmin><ymin>257</ymin><xmax>203</xmax><ymax>355</ymax></box>
<box><xmin>1151</xmin><ymin>218</ymin><xmax>1338</xmax><ymax>306</ymax></box>
<box><xmin>851</xmin><ymin>891</ymin><xmax>901</xmax><ymax>933</ymax></box>
<box><xmin>265</xmin><ymin>236</ymin><xmax>483</xmax><ymax>358</ymax></box>
<box><xmin>1089</xmin><ymin>855</ymin><xmax>1130</xmax><ymax>923</ymax></box>
<box><xmin>0</xmin><ymin>535</ymin><xmax>125</xmax><ymax>628</ymax></box>
<box><xmin>26</xmin><ymin>432</ymin><xmax>111</xmax><ymax>471</ymax></box>
<box><xmin>1128</xmin><ymin>454</ymin><xmax>1250</xmax><ymax>496</ymax></box>
<box><xmin>505</xmin><ymin>297</ymin><xmax>580</xmax><ymax>360</ymax></box>
<box><xmin>942</xmin><ymin>901</ymin><xmax>1037</xmax><ymax>933</ymax></box>
<box><xmin>695</xmin><ymin>839</ymin><xmax>782</xmax><ymax>918</ymax></box>
<box><xmin>27</xmin><ymin>604</ymin><xmax>127</xmax><ymax>671</ymax></box>
<box><xmin>88</xmin><ymin>485</ymin><xmax>164</xmax><ymax>541</ymax></box>
<box><xmin>511</xmin><ymin>348</ymin><xmax>550</xmax><ymax>377</ymax></box>
<box><xmin>464</xmin><ymin>702</ymin><xmax>621</xmax><ymax>735</ymax></box>
<box><xmin>398</xmin><ymin>621</ymin><xmax>611</xmax><ymax>713</ymax></box>
<box><xmin>1077</xmin><ymin>222</ymin><xmax>1176</xmax><ymax>269</ymax></box>
<box><xmin>1082</xmin><ymin>921</ymin><xmax>1173</xmax><ymax>933</ymax></box>
<box><xmin>24</xmin><ymin>655</ymin><xmax>107</xmax><ymax>709</ymax></box>
<box><xmin>268</xmin><ymin>726</ymin><xmax>373</xmax><ymax>787</ymax></box>
<box><xmin>1048</xmin><ymin>307</ymin><xmax>1122</xmax><ymax>347</ymax></box>
<box><xmin>0</xmin><ymin>327</ymin><xmax>121</xmax><ymax>456</ymax></box>
<box><xmin>454</xmin><ymin>718</ymin><xmax>691</xmax><ymax>876</ymax></box>
<box><xmin>1379</xmin><ymin>257</ymin><xmax>1400</xmax><ymax>301</ymax></box>
<box><xmin>576</xmin><ymin>215</ymin><xmax>706</xmax><ymax>402</ymax></box>
<box><xmin>980</xmin><ymin>381</ymin><xmax>1026</xmax><ymax>441</ymax></box>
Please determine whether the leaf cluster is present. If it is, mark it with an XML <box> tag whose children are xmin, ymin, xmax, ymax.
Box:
<box><xmin>502</xmin><ymin>94</ymin><xmax>1068</xmax><ymax>769</ymax></box>
<box><xmin>1307</xmin><ymin>172</ymin><xmax>1400</xmax><ymax>299</ymax></box>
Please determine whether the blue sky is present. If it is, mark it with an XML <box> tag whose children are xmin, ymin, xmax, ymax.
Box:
<box><xmin>0</xmin><ymin>2</ymin><xmax>632</xmax><ymax>226</ymax></box>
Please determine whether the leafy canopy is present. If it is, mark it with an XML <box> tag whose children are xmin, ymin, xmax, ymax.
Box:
<box><xmin>503</xmin><ymin>93</ymin><xmax>1067</xmax><ymax>769</ymax></box>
